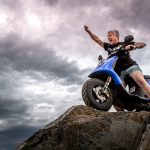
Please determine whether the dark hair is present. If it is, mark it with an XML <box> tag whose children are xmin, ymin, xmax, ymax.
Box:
<box><xmin>108</xmin><ymin>30</ymin><xmax>120</xmax><ymax>37</ymax></box>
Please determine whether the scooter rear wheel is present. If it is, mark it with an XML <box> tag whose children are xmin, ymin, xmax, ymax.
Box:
<box><xmin>82</xmin><ymin>78</ymin><xmax>113</xmax><ymax>111</ymax></box>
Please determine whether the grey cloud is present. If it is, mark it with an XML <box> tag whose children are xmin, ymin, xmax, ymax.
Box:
<box><xmin>67</xmin><ymin>85</ymin><xmax>79</xmax><ymax>92</ymax></box>
<box><xmin>42</xmin><ymin>0</ymin><xmax>99</xmax><ymax>8</ymax></box>
<box><xmin>101</xmin><ymin>0</ymin><xmax>150</xmax><ymax>32</ymax></box>
<box><xmin>59</xmin><ymin>0</ymin><xmax>99</xmax><ymax>9</ymax></box>
<box><xmin>0</xmin><ymin>0</ymin><xmax>23</xmax><ymax>12</ymax></box>
<box><xmin>40</xmin><ymin>0</ymin><xmax>102</xmax><ymax>15</ymax></box>
<box><xmin>0</xmin><ymin>125</ymin><xmax>38</xmax><ymax>150</ymax></box>
<box><xmin>129</xmin><ymin>0</ymin><xmax>150</xmax><ymax>30</ymax></box>
<box><xmin>0</xmin><ymin>33</ymin><xmax>87</xmax><ymax>85</ymax></box>
<box><xmin>0</xmin><ymin>98</ymin><xmax>28</xmax><ymax>119</ymax></box>
<box><xmin>39</xmin><ymin>0</ymin><xmax>59</xmax><ymax>6</ymax></box>
<box><xmin>0</xmin><ymin>96</ymin><xmax>34</xmax><ymax>149</ymax></box>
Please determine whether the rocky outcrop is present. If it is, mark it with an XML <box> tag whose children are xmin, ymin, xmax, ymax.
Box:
<box><xmin>17</xmin><ymin>105</ymin><xmax>150</xmax><ymax>150</ymax></box>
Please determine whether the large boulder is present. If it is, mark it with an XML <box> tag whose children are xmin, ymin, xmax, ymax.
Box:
<box><xmin>17</xmin><ymin>105</ymin><xmax>150</xmax><ymax>150</ymax></box>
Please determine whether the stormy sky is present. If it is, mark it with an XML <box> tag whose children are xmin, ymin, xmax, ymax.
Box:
<box><xmin>0</xmin><ymin>0</ymin><xmax>150</xmax><ymax>149</ymax></box>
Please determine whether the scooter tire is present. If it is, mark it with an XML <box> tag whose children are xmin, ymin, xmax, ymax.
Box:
<box><xmin>82</xmin><ymin>78</ymin><xmax>113</xmax><ymax>111</ymax></box>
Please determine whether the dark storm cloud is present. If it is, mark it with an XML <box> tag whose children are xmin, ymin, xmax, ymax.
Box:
<box><xmin>0</xmin><ymin>98</ymin><xmax>28</xmax><ymax>119</ymax></box>
<box><xmin>101</xmin><ymin>0</ymin><xmax>150</xmax><ymax>32</ymax></box>
<box><xmin>42</xmin><ymin>0</ymin><xmax>99</xmax><ymax>8</ymax></box>
<box><xmin>0</xmin><ymin>32</ymin><xmax>88</xmax><ymax>149</ymax></box>
<box><xmin>59</xmin><ymin>0</ymin><xmax>99</xmax><ymax>9</ymax></box>
<box><xmin>40</xmin><ymin>0</ymin><xmax>59</xmax><ymax>6</ymax></box>
<box><xmin>0</xmin><ymin>94</ymin><xmax>34</xmax><ymax>150</ymax></box>
<box><xmin>0</xmin><ymin>33</ymin><xmax>87</xmax><ymax>85</ymax></box>
<box><xmin>0</xmin><ymin>125</ymin><xmax>38</xmax><ymax>150</ymax></box>
<box><xmin>128</xmin><ymin>0</ymin><xmax>150</xmax><ymax>30</ymax></box>
<box><xmin>52</xmin><ymin>0</ymin><xmax>150</xmax><ymax>34</ymax></box>
<box><xmin>0</xmin><ymin>0</ymin><xmax>22</xmax><ymax>10</ymax></box>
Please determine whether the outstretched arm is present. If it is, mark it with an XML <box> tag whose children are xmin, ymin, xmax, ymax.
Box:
<box><xmin>134</xmin><ymin>42</ymin><xmax>146</xmax><ymax>49</ymax></box>
<box><xmin>84</xmin><ymin>25</ymin><xmax>104</xmax><ymax>48</ymax></box>
<box><xmin>125</xmin><ymin>42</ymin><xmax>146</xmax><ymax>50</ymax></box>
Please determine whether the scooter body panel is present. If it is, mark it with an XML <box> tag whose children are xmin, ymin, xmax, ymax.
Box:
<box><xmin>88</xmin><ymin>56</ymin><xmax>122</xmax><ymax>85</ymax></box>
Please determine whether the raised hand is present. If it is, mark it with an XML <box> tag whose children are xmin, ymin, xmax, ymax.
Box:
<box><xmin>84</xmin><ymin>25</ymin><xmax>89</xmax><ymax>32</ymax></box>
<box><xmin>125</xmin><ymin>45</ymin><xmax>136</xmax><ymax>50</ymax></box>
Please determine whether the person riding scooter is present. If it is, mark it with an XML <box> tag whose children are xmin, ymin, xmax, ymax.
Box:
<box><xmin>84</xmin><ymin>25</ymin><xmax>150</xmax><ymax>111</ymax></box>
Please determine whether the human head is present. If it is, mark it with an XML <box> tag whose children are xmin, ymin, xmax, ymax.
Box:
<box><xmin>107</xmin><ymin>30</ymin><xmax>120</xmax><ymax>45</ymax></box>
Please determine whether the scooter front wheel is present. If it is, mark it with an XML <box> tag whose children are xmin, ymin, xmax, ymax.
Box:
<box><xmin>82</xmin><ymin>78</ymin><xmax>113</xmax><ymax>111</ymax></box>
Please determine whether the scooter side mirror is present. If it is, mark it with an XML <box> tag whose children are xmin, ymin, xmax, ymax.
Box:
<box><xmin>124</xmin><ymin>35</ymin><xmax>134</xmax><ymax>43</ymax></box>
<box><xmin>98</xmin><ymin>55</ymin><xmax>103</xmax><ymax>61</ymax></box>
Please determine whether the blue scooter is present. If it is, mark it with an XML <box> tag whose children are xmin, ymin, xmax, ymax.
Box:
<box><xmin>82</xmin><ymin>35</ymin><xmax>150</xmax><ymax>111</ymax></box>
